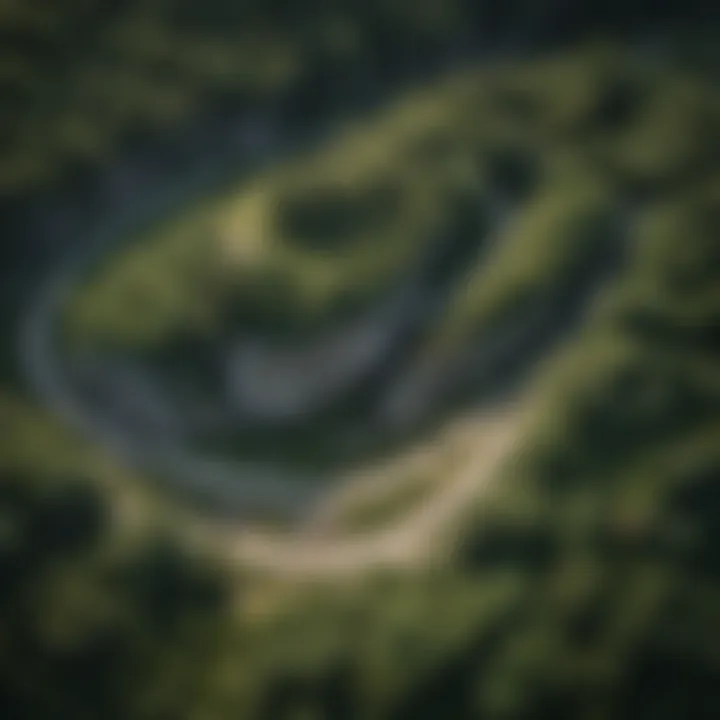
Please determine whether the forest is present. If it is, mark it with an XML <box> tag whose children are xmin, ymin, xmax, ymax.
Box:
<box><xmin>2</xmin><ymin>2</ymin><xmax>720</xmax><ymax>718</ymax></box>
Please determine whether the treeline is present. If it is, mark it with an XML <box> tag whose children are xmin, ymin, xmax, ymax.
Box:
<box><xmin>2</xmin><ymin>0</ymin><xmax>718</xmax><ymax>203</ymax></box>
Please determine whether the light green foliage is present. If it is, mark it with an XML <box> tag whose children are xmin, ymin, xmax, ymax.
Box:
<box><xmin>435</xmin><ymin>174</ymin><xmax>616</xmax><ymax>351</ymax></box>
<box><xmin>65</xmin><ymin>213</ymin><xmax>225</xmax><ymax>349</ymax></box>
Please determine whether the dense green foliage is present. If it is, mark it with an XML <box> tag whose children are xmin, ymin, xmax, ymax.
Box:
<box><xmin>0</xmin><ymin>395</ymin><xmax>233</xmax><ymax>718</ymax></box>
<box><xmin>5</xmin><ymin>0</ymin><xmax>716</xmax><ymax>201</ymax></box>
<box><xmin>0</xmin><ymin>0</ymin><xmax>486</xmax><ymax>197</ymax></box>
<box><xmin>0</xmin><ymin>471</ymin><xmax>231</xmax><ymax>719</ymax></box>
<box><xmin>3</xmin><ymin>3</ymin><xmax>720</xmax><ymax>719</ymax></box>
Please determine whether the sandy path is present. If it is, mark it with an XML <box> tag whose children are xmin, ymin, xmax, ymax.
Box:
<box><xmin>225</xmin><ymin>407</ymin><xmax>524</xmax><ymax>577</ymax></box>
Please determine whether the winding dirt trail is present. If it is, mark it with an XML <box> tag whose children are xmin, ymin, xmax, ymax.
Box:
<box><xmin>224</xmin><ymin>407</ymin><xmax>524</xmax><ymax>577</ymax></box>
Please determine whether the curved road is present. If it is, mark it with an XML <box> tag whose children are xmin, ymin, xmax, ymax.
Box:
<box><xmin>17</xmin><ymin>114</ymin><xmax>337</xmax><ymax>518</ymax></box>
<box><xmin>16</xmin><ymin>98</ymin><xmax>539</xmax><ymax>578</ymax></box>
<box><xmin>228</xmin><ymin>409</ymin><xmax>525</xmax><ymax>576</ymax></box>
<box><xmin>17</xmin><ymin>134</ymin><xmax>519</xmax><ymax>524</ymax></box>
<box><xmin>18</xmin><ymin>192</ymin><xmax>529</xmax><ymax>578</ymax></box>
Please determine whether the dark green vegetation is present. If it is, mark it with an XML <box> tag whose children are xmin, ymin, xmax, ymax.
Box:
<box><xmin>0</xmin><ymin>397</ymin><xmax>232</xmax><ymax>719</ymax></box>
<box><xmin>0</xmin><ymin>475</ymin><xmax>228</xmax><ymax>718</ymax></box>
<box><xmin>3</xmin><ymin>3</ymin><xmax>720</xmax><ymax>720</ymax></box>
<box><xmin>0</xmin><ymin>0</ymin><xmax>536</xmax><ymax>200</ymax></box>
<box><xmin>4</xmin><ymin>0</ymin><xmax>716</xmax><ymax>208</ymax></box>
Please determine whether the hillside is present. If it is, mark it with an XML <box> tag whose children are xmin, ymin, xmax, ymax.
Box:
<box><xmin>2</xmin><ymin>6</ymin><xmax>720</xmax><ymax>720</ymax></box>
<box><xmin>52</xmin><ymin>46</ymin><xmax>720</xmax><ymax>479</ymax></box>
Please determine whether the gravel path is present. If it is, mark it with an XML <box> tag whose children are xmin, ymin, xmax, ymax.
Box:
<box><xmin>226</xmin><ymin>408</ymin><xmax>524</xmax><ymax>576</ymax></box>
